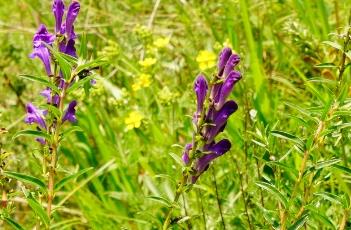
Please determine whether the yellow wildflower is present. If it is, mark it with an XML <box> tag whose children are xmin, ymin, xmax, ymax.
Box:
<box><xmin>196</xmin><ymin>50</ymin><xmax>216</xmax><ymax>71</ymax></box>
<box><xmin>125</xmin><ymin>111</ymin><xmax>144</xmax><ymax>130</ymax></box>
<box><xmin>153</xmin><ymin>37</ymin><xmax>170</xmax><ymax>48</ymax></box>
<box><xmin>132</xmin><ymin>74</ymin><xmax>152</xmax><ymax>91</ymax></box>
<box><xmin>139</xmin><ymin>58</ymin><xmax>156</xmax><ymax>68</ymax></box>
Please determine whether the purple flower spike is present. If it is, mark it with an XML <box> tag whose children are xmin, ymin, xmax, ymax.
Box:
<box><xmin>66</xmin><ymin>1</ymin><xmax>80</xmax><ymax>40</ymax></box>
<box><xmin>194</xmin><ymin>75</ymin><xmax>208</xmax><ymax>121</ymax></box>
<box><xmin>215</xmin><ymin>70</ymin><xmax>241</xmax><ymax>110</ymax></box>
<box><xmin>182</xmin><ymin>144</ymin><xmax>192</xmax><ymax>165</ymax></box>
<box><xmin>218</xmin><ymin>48</ymin><xmax>232</xmax><ymax>77</ymax></box>
<box><xmin>205</xmin><ymin>100</ymin><xmax>238</xmax><ymax>143</ymax></box>
<box><xmin>53</xmin><ymin>0</ymin><xmax>65</xmax><ymax>33</ymax></box>
<box><xmin>62</xmin><ymin>100</ymin><xmax>77</xmax><ymax>123</ymax></box>
<box><xmin>223</xmin><ymin>54</ymin><xmax>240</xmax><ymax>77</ymax></box>
<box><xmin>24</xmin><ymin>103</ymin><xmax>47</xmax><ymax>129</ymax></box>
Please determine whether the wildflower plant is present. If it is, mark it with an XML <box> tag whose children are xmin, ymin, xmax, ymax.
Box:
<box><xmin>163</xmin><ymin>47</ymin><xmax>241</xmax><ymax>229</ymax></box>
<box><xmin>8</xmin><ymin>0</ymin><xmax>104</xmax><ymax>227</ymax></box>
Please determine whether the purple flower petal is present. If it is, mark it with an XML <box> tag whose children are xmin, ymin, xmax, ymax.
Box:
<box><xmin>204</xmin><ymin>100</ymin><xmax>238</xmax><ymax>143</ymax></box>
<box><xmin>40</xmin><ymin>88</ymin><xmax>60</xmax><ymax>105</ymax></box>
<box><xmin>62</xmin><ymin>100</ymin><xmax>77</xmax><ymax>123</ymax></box>
<box><xmin>223</xmin><ymin>54</ymin><xmax>240</xmax><ymax>77</ymax></box>
<box><xmin>182</xmin><ymin>143</ymin><xmax>192</xmax><ymax>165</ymax></box>
<box><xmin>215</xmin><ymin>70</ymin><xmax>241</xmax><ymax>110</ymax></box>
<box><xmin>66</xmin><ymin>1</ymin><xmax>80</xmax><ymax>40</ymax></box>
<box><xmin>194</xmin><ymin>74</ymin><xmax>208</xmax><ymax>122</ymax></box>
<box><xmin>64</xmin><ymin>39</ymin><xmax>77</xmax><ymax>57</ymax></box>
<box><xmin>24</xmin><ymin>103</ymin><xmax>47</xmax><ymax>129</ymax></box>
<box><xmin>35</xmin><ymin>138</ymin><xmax>46</xmax><ymax>145</ymax></box>
<box><xmin>218</xmin><ymin>47</ymin><xmax>232</xmax><ymax>77</ymax></box>
<box><xmin>192</xmin><ymin>139</ymin><xmax>231</xmax><ymax>183</ymax></box>
<box><xmin>30</xmin><ymin>25</ymin><xmax>55</xmax><ymax>76</ymax></box>
<box><xmin>52</xmin><ymin>0</ymin><xmax>65</xmax><ymax>33</ymax></box>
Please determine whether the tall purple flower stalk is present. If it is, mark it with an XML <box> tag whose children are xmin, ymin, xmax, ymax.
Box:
<box><xmin>25</xmin><ymin>0</ymin><xmax>81</xmax><ymax>143</ymax></box>
<box><xmin>163</xmin><ymin>47</ymin><xmax>241</xmax><ymax>229</ymax></box>
<box><xmin>182</xmin><ymin>47</ymin><xmax>241</xmax><ymax>183</ymax></box>
<box><xmin>23</xmin><ymin>0</ymin><xmax>83</xmax><ymax>218</ymax></box>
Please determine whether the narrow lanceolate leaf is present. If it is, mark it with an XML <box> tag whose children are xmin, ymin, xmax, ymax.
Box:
<box><xmin>314</xmin><ymin>63</ymin><xmax>337</xmax><ymax>68</ymax></box>
<box><xmin>3</xmin><ymin>217</ymin><xmax>25</xmax><ymax>230</ymax></box>
<box><xmin>18</xmin><ymin>74</ymin><xmax>60</xmax><ymax>94</ymax></box>
<box><xmin>332</xmin><ymin>164</ymin><xmax>351</xmax><ymax>175</ymax></box>
<box><xmin>271</xmin><ymin>130</ymin><xmax>305</xmax><ymax>150</ymax></box>
<box><xmin>12</xmin><ymin>130</ymin><xmax>50</xmax><ymax>142</ymax></box>
<box><xmin>54</xmin><ymin>167</ymin><xmax>93</xmax><ymax>191</ymax></box>
<box><xmin>74</xmin><ymin>57</ymin><xmax>107</xmax><ymax>75</ymax></box>
<box><xmin>314</xmin><ymin>192</ymin><xmax>343</xmax><ymax>206</ymax></box>
<box><xmin>315</xmin><ymin>158</ymin><xmax>341</xmax><ymax>169</ymax></box>
<box><xmin>256</xmin><ymin>182</ymin><xmax>288</xmax><ymax>208</ymax></box>
<box><xmin>60</xmin><ymin>126</ymin><xmax>83</xmax><ymax>140</ymax></box>
<box><xmin>48</xmin><ymin>46</ymin><xmax>74</xmax><ymax>81</ymax></box>
<box><xmin>288</xmin><ymin>213</ymin><xmax>309</xmax><ymax>230</ymax></box>
<box><xmin>168</xmin><ymin>152</ymin><xmax>184</xmax><ymax>166</ymax></box>
<box><xmin>3</xmin><ymin>171</ymin><xmax>46</xmax><ymax>190</ymax></box>
<box><xmin>26</xmin><ymin>195</ymin><xmax>50</xmax><ymax>227</ymax></box>
<box><xmin>146</xmin><ymin>195</ymin><xmax>172</xmax><ymax>207</ymax></box>
<box><xmin>66</xmin><ymin>74</ymin><xmax>96</xmax><ymax>94</ymax></box>
<box><xmin>322</xmin><ymin>41</ymin><xmax>343</xmax><ymax>52</ymax></box>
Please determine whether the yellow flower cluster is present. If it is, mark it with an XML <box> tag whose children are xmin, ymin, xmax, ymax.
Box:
<box><xmin>153</xmin><ymin>37</ymin><xmax>170</xmax><ymax>48</ymax></box>
<box><xmin>139</xmin><ymin>58</ymin><xmax>156</xmax><ymax>68</ymax></box>
<box><xmin>132</xmin><ymin>74</ymin><xmax>152</xmax><ymax>91</ymax></box>
<box><xmin>125</xmin><ymin>111</ymin><xmax>144</xmax><ymax>130</ymax></box>
<box><xmin>196</xmin><ymin>50</ymin><xmax>216</xmax><ymax>71</ymax></box>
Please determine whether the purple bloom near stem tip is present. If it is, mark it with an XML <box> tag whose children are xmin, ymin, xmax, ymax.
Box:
<box><xmin>65</xmin><ymin>1</ymin><xmax>80</xmax><ymax>40</ymax></box>
<box><xmin>184</xmin><ymin>47</ymin><xmax>241</xmax><ymax>184</ymax></box>
<box><xmin>194</xmin><ymin>75</ymin><xmax>208</xmax><ymax>122</ymax></box>
<box><xmin>62</xmin><ymin>100</ymin><xmax>77</xmax><ymax>123</ymax></box>
<box><xmin>24</xmin><ymin>103</ymin><xmax>47</xmax><ymax>129</ymax></box>
<box><xmin>53</xmin><ymin>0</ymin><xmax>65</xmax><ymax>33</ymax></box>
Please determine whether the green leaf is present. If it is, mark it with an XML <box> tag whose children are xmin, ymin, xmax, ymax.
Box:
<box><xmin>271</xmin><ymin>130</ymin><xmax>305</xmax><ymax>150</ymax></box>
<box><xmin>47</xmin><ymin>46</ymin><xmax>74</xmax><ymax>81</ymax></box>
<box><xmin>332</xmin><ymin>164</ymin><xmax>351</xmax><ymax>175</ymax></box>
<box><xmin>3</xmin><ymin>217</ymin><xmax>25</xmax><ymax>230</ymax></box>
<box><xmin>146</xmin><ymin>195</ymin><xmax>172</xmax><ymax>207</ymax></box>
<box><xmin>322</xmin><ymin>41</ymin><xmax>343</xmax><ymax>52</ymax></box>
<box><xmin>79</xmin><ymin>33</ymin><xmax>88</xmax><ymax>59</ymax></box>
<box><xmin>66</xmin><ymin>74</ymin><xmax>96</xmax><ymax>94</ymax></box>
<box><xmin>54</xmin><ymin>167</ymin><xmax>93</xmax><ymax>191</ymax></box>
<box><xmin>314</xmin><ymin>63</ymin><xmax>337</xmax><ymax>68</ymax></box>
<box><xmin>26</xmin><ymin>195</ymin><xmax>50</xmax><ymax>227</ymax></box>
<box><xmin>288</xmin><ymin>213</ymin><xmax>309</xmax><ymax>230</ymax></box>
<box><xmin>314</xmin><ymin>192</ymin><xmax>343</xmax><ymax>206</ymax></box>
<box><xmin>3</xmin><ymin>171</ymin><xmax>46</xmax><ymax>190</ymax></box>
<box><xmin>12</xmin><ymin>130</ymin><xmax>50</xmax><ymax>142</ymax></box>
<box><xmin>315</xmin><ymin>158</ymin><xmax>341</xmax><ymax>169</ymax></box>
<box><xmin>168</xmin><ymin>152</ymin><xmax>184</xmax><ymax>166</ymax></box>
<box><xmin>256</xmin><ymin>181</ymin><xmax>288</xmax><ymax>208</ymax></box>
<box><xmin>74</xmin><ymin>57</ymin><xmax>106</xmax><ymax>75</ymax></box>
<box><xmin>18</xmin><ymin>74</ymin><xmax>60</xmax><ymax>94</ymax></box>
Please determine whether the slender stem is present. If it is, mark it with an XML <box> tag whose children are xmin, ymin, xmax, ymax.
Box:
<box><xmin>211</xmin><ymin>167</ymin><xmax>226</xmax><ymax>229</ymax></box>
<box><xmin>339</xmin><ymin>209</ymin><xmax>349</xmax><ymax>230</ymax></box>
<box><xmin>163</xmin><ymin>174</ymin><xmax>188</xmax><ymax>230</ymax></box>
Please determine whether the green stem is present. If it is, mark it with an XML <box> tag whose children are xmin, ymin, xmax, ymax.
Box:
<box><xmin>163</xmin><ymin>174</ymin><xmax>188</xmax><ymax>230</ymax></box>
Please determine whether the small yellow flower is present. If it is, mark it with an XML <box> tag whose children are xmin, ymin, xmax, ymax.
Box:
<box><xmin>132</xmin><ymin>74</ymin><xmax>152</xmax><ymax>91</ymax></box>
<box><xmin>139</xmin><ymin>58</ymin><xmax>156</xmax><ymax>68</ymax></box>
<box><xmin>125</xmin><ymin>111</ymin><xmax>144</xmax><ymax>130</ymax></box>
<box><xmin>196</xmin><ymin>50</ymin><xmax>216</xmax><ymax>71</ymax></box>
<box><xmin>153</xmin><ymin>37</ymin><xmax>170</xmax><ymax>48</ymax></box>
